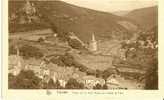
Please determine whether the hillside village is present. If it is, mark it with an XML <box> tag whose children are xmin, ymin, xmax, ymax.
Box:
<box><xmin>8</xmin><ymin>0</ymin><xmax>158</xmax><ymax>89</ymax></box>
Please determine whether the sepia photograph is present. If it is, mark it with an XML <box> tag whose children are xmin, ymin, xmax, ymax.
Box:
<box><xmin>8</xmin><ymin>0</ymin><xmax>158</xmax><ymax>90</ymax></box>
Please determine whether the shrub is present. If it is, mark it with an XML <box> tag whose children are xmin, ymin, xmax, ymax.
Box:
<box><xmin>65</xmin><ymin>78</ymin><xmax>84</xmax><ymax>89</ymax></box>
<box><xmin>47</xmin><ymin>78</ymin><xmax>56</xmax><ymax>89</ymax></box>
<box><xmin>102</xmin><ymin>68</ymin><xmax>116</xmax><ymax>80</ymax></box>
<box><xmin>9</xmin><ymin>45</ymin><xmax>17</xmax><ymax>55</ymax></box>
<box><xmin>60</xmin><ymin>53</ymin><xmax>75</xmax><ymax>66</ymax></box>
<box><xmin>145</xmin><ymin>58</ymin><xmax>158</xmax><ymax>89</ymax></box>
<box><xmin>102</xmin><ymin>84</ymin><xmax>108</xmax><ymax>89</ymax></box>
<box><xmin>95</xmin><ymin>69</ymin><xmax>102</xmax><ymax>78</ymax></box>
<box><xmin>8</xmin><ymin>73</ymin><xmax>17</xmax><ymax>89</ymax></box>
<box><xmin>68</xmin><ymin>38</ymin><xmax>84</xmax><ymax>50</ymax></box>
<box><xmin>50</xmin><ymin>56</ymin><xmax>65</xmax><ymax>66</ymax></box>
<box><xmin>8</xmin><ymin>70</ymin><xmax>42</xmax><ymax>89</ymax></box>
<box><xmin>20</xmin><ymin>44</ymin><xmax>43</xmax><ymax>59</ymax></box>
<box><xmin>54</xmin><ymin>80</ymin><xmax>63</xmax><ymax>89</ymax></box>
<box><xmin>38</xmin><ymin>37</ymin><xmax>44</xmax><ymax>43</ymax></box>
<box><xmin>93</xmin><ymin>83</ymin><xmax>102</xmax><ymax>89</ymax></box>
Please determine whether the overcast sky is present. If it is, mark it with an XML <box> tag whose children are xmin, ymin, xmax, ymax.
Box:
<box><xmin>60</xmin><ymin>0</ymin><xmax>157</xmax><ymax>12</ymax></box>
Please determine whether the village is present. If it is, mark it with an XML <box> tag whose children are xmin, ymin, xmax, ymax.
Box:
<box><xmin>9</xmin><ymin>31</ymin><xmax>122</xmax><ymax>89</ymax></box>
<box><xmin>8</xmin><ymin>0</ymin><xmax>158</xmax><ymax>90</ymax></box>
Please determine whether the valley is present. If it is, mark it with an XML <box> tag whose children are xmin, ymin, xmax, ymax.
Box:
<box><xmin>8</xmin><ymin>0</ymin><xmax>158</xmax><ymax>90</ymax></box>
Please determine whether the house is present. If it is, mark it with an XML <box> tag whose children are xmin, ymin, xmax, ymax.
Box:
<box><xmin>9</xmin><ymin>46</ymin><xmax>52</xmax><ymax>82</ymax></box>
<box><xmin>146</xmin><ymin>39</ymin><xmax>154</xmax><ymax>49</ymax></box>
<box><xmin>47</xmin><ymin>63</ymin><xmax>72</xmax><ymax>86</ymax></box>
<box><xmin>58</xmin><ymin>79</ymin><xmax>67</xmax><ymax>87</ymax></box>
<box><xmin>106</xmin><ymin>74</ymin><xmax>120</xmax><ymax>89</ymax></box>
<box><xmin>9</xmin><ymin>13</ymin><xmax>17</xmax><ymax>22</ymax></box>
<box><xmin>119</xmin><ymin>49</ymin><xmax>126</xmax><ymax>60</ymax></box>
<box><xmin>9</xmin><ymin>55</ymin><xmax>23</xmax><ymax>69</ymax></box>
<box><xmin>8</xmin><ymin>47</ymin><xmax>24</xmax><ymax>76</ymax></box>
<box><xmin>80</xmin><ymin>75</ymin><xmax>105</xmax><ymax>89</ymax></box>
<box><xmin>107</xmin><ymin>77</ymin><xmax>119</xmax><ymax>86</ymax></box>
<box><xmin>23</xmin><ymin>58</ymin><xmax>52</xmax><ymax>81</ymax></box>
<box><xmin>50</xmin><ymin>71</ymin><xmax>68</xmax><ymax>87</ymax></box>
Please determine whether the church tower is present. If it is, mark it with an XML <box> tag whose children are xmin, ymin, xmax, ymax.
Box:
<box><xmin>13</xmin><ymin>46</ymin><xmax>21</xmax><ymax>76</ymax></box>
<box><xmin>89</xmin><ymin>33</ymin><xmax>97</xmax><ymax>52</ymax></box>
<box><xmin>16</xmin><ymin>46</ymin><xmax>21</xmax><ymax>68</ymax></box>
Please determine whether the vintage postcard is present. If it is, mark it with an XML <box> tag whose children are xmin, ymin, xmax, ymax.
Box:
<box><xmin>1</xmin><ymin>0</ymin><xmax>164</xmax><ymax>100</ymax></box>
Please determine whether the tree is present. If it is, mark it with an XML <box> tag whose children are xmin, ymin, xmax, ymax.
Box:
<box><xmin>95</xmin><ymin>69</ymin><xmax>102</xmax><ymax>78</ymax></box>
<box><xmin>102</xmin><ymin>84</ymin><xmax>108</xmax><ymax>89</ymax></box>
<box><xmin>47</xmin><ymin>78</ymin><xmax>55</xmax><ymax>89</ymax></box>
<box><xmin>9</xmin><ymin>45</ymin><xmax>17</xmax><ymax>55</ymax></box>
<box><xmin>8</xmin><ymin>70</ymin><xmax>42</xmax><ymax>89</ymax></box>
<box><xmin>102</xmin><ymin>68</ymin><xmax>116</xmax><ymax>81</ymax></box>
<box><xmin>8</xmin><ymin>73</ymin><xmax>17</xmax><ymax>89</ymax></box>
<box><xmin>20</xmin><ymin>44</ymin><xmax>43</xmax><ymax>59</ymax></box>
<box><xmin>50</xmin><ymin>56</ymin><xmax>65</xmax><ymax>66</ymax></box>
<box><xmin>38</xmin><ymin>37</ymin><xmax>44</xmax><ymax>43</ymax></box>
<box><xmin>54</xmin><ymin>80</ymin><xmax>62</xmax><ymax>89</ymax></box>
<box><xmin>118</xmin><ymin>28</ymin><xmax>158</xmax><ymax>89</ymax></box>
<box><xmin>93</xmin><ymin>83</ymin><xmax>102</xmax><ymax>89</ymax></box>
<box><xmin>65</xmin><ymin>78</ymin><xmax>84</xmax><ymax>89</ymax></box>
<box><xmin>68</xmin><ymin>38</ymin><xmax>84</xmax><ymax>50</ymax></box>
<box><xmin>60</xmin><ymin>53</ymin><xmax>75</xmax><ymax>66</ymax></box>
<box><xmin>145</xmin><ymin>58</ymin><xmax>158</xmax><ymax>89</ymax></box>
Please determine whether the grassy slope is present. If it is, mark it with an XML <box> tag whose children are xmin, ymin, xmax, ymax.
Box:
<box><xmin>9</xmin><ymin>1</ymin><xmax>135</xmax><ymax>42</ymax></box>
<box><xmin>125</xmin><ymin>6</ymin><xmax>158</xmax><ymax>30</ymax></box>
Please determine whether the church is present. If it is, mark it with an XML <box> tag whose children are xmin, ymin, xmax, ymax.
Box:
<box><xmin>89</xmin><ymin>33</ymin><xmax>98</xmax><ymax>52</ymax></box>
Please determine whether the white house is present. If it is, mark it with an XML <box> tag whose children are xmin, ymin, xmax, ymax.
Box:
<box><xmin>106</xmin><ymin>74</ymin><xmax>120</xmax><ymax>89</ymax></box>
<box><xmin>80</xmin><ymin>76</ymin><xmax>105</xmax><ymax>89</ymax></box>
<box><xmin>59</xmin><ymin>80</ymin><xmax>67</xmax><ymax>87</ymax></box>
<box><xmin>9</xmin><ymin>47</ymin><xmax>22</xmax><ymax>76</ymax></box>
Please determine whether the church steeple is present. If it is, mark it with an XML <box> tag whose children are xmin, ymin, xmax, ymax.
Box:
<box><xmin>12</xmin><ymin>46</ymin><xmax>21</xmax><ymax>76</ymax></box>
<box><xmin>92</xmin><ymin>33</ymin><xmax>96</xmax><ymax>42</ymax></box>
<box><xmin>89</xmin><ymin>33</ymin><xmax>97</xmax><ymax>52</ymax></box>
<box><xmin>16</xmin><ymin>46</ymin><xmax>21</xmax><ymax>69</ymax></box>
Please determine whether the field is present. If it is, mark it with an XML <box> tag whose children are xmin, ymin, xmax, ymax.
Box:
<box><xmin>9</xmin><ymin>29</ymin><xmax>119</xmax><ymax>70</ymax></box>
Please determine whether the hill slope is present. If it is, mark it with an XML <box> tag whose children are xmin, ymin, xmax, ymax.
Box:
<box><xmin>9</xmin><ymin>1</ymin><xmax>137</xmax><ymax>42</ymax></box>
<box><xmin>113</xmin><ymin>10</ymin><xmax>130</xmax><ymax>16</ymax></box>
<box><xmin>125</xmin><ymin>6</ymin><xmax>158</xmax><ymax>30</ymax></box>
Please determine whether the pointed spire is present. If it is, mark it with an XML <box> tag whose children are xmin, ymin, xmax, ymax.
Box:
<box><xmin>92</xmin><ymin>33</ymin><xmax>96</xmax><ymax>42</ymax></box>
<box><xmin>16</xmin><ymin>45</ymin><xmax>20</xmax><ymax>57</ymax></box>
<box><xmin>16</xmin><ymin>45</ymin><xmax>21</xmax><ymax>68</ymax></box>
<box><xmin>89</xmin><ymin>33</ymin><xmax>97</xmax><ymax>51</ymax></box>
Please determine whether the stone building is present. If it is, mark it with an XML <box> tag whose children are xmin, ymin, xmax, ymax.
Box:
<box><xmin>9</xmin><ymin>47</ymin><xmax>22</xmax><ymax>76</ymax></box>
<box><xmin>89</xmin><ymin>33</ymin><xmax>97</xmax><ymax>52</ymax></box>
<box><xmin>79</xmin><ymin>75</ymin><xmax>105</xmax><ymax>89</ymax></box>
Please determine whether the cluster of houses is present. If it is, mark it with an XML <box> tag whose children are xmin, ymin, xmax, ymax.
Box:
<box><xmin>118</xmin><ymin>34</ymin><xmax>158</xmax><ymax>60</ymax></box>
<box><xmin>9</xmin><ymin>26</ymin><xmax>148</xmax><ymax>89</ymax></box>
<box><xmin>124</xmin><ymin>32</ymin><xmax>158</xmax><ymax>50</ymax></box>
<box><xmin>8</xmin><ymin>45</ymin><xmax>126</xmax><ymax>89</ymax></box>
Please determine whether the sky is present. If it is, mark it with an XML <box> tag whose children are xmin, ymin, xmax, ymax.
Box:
<box><xmin>60</xmin><ymin>0</ymin><xmax>157</xmax><ymax>12</ymax></box>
